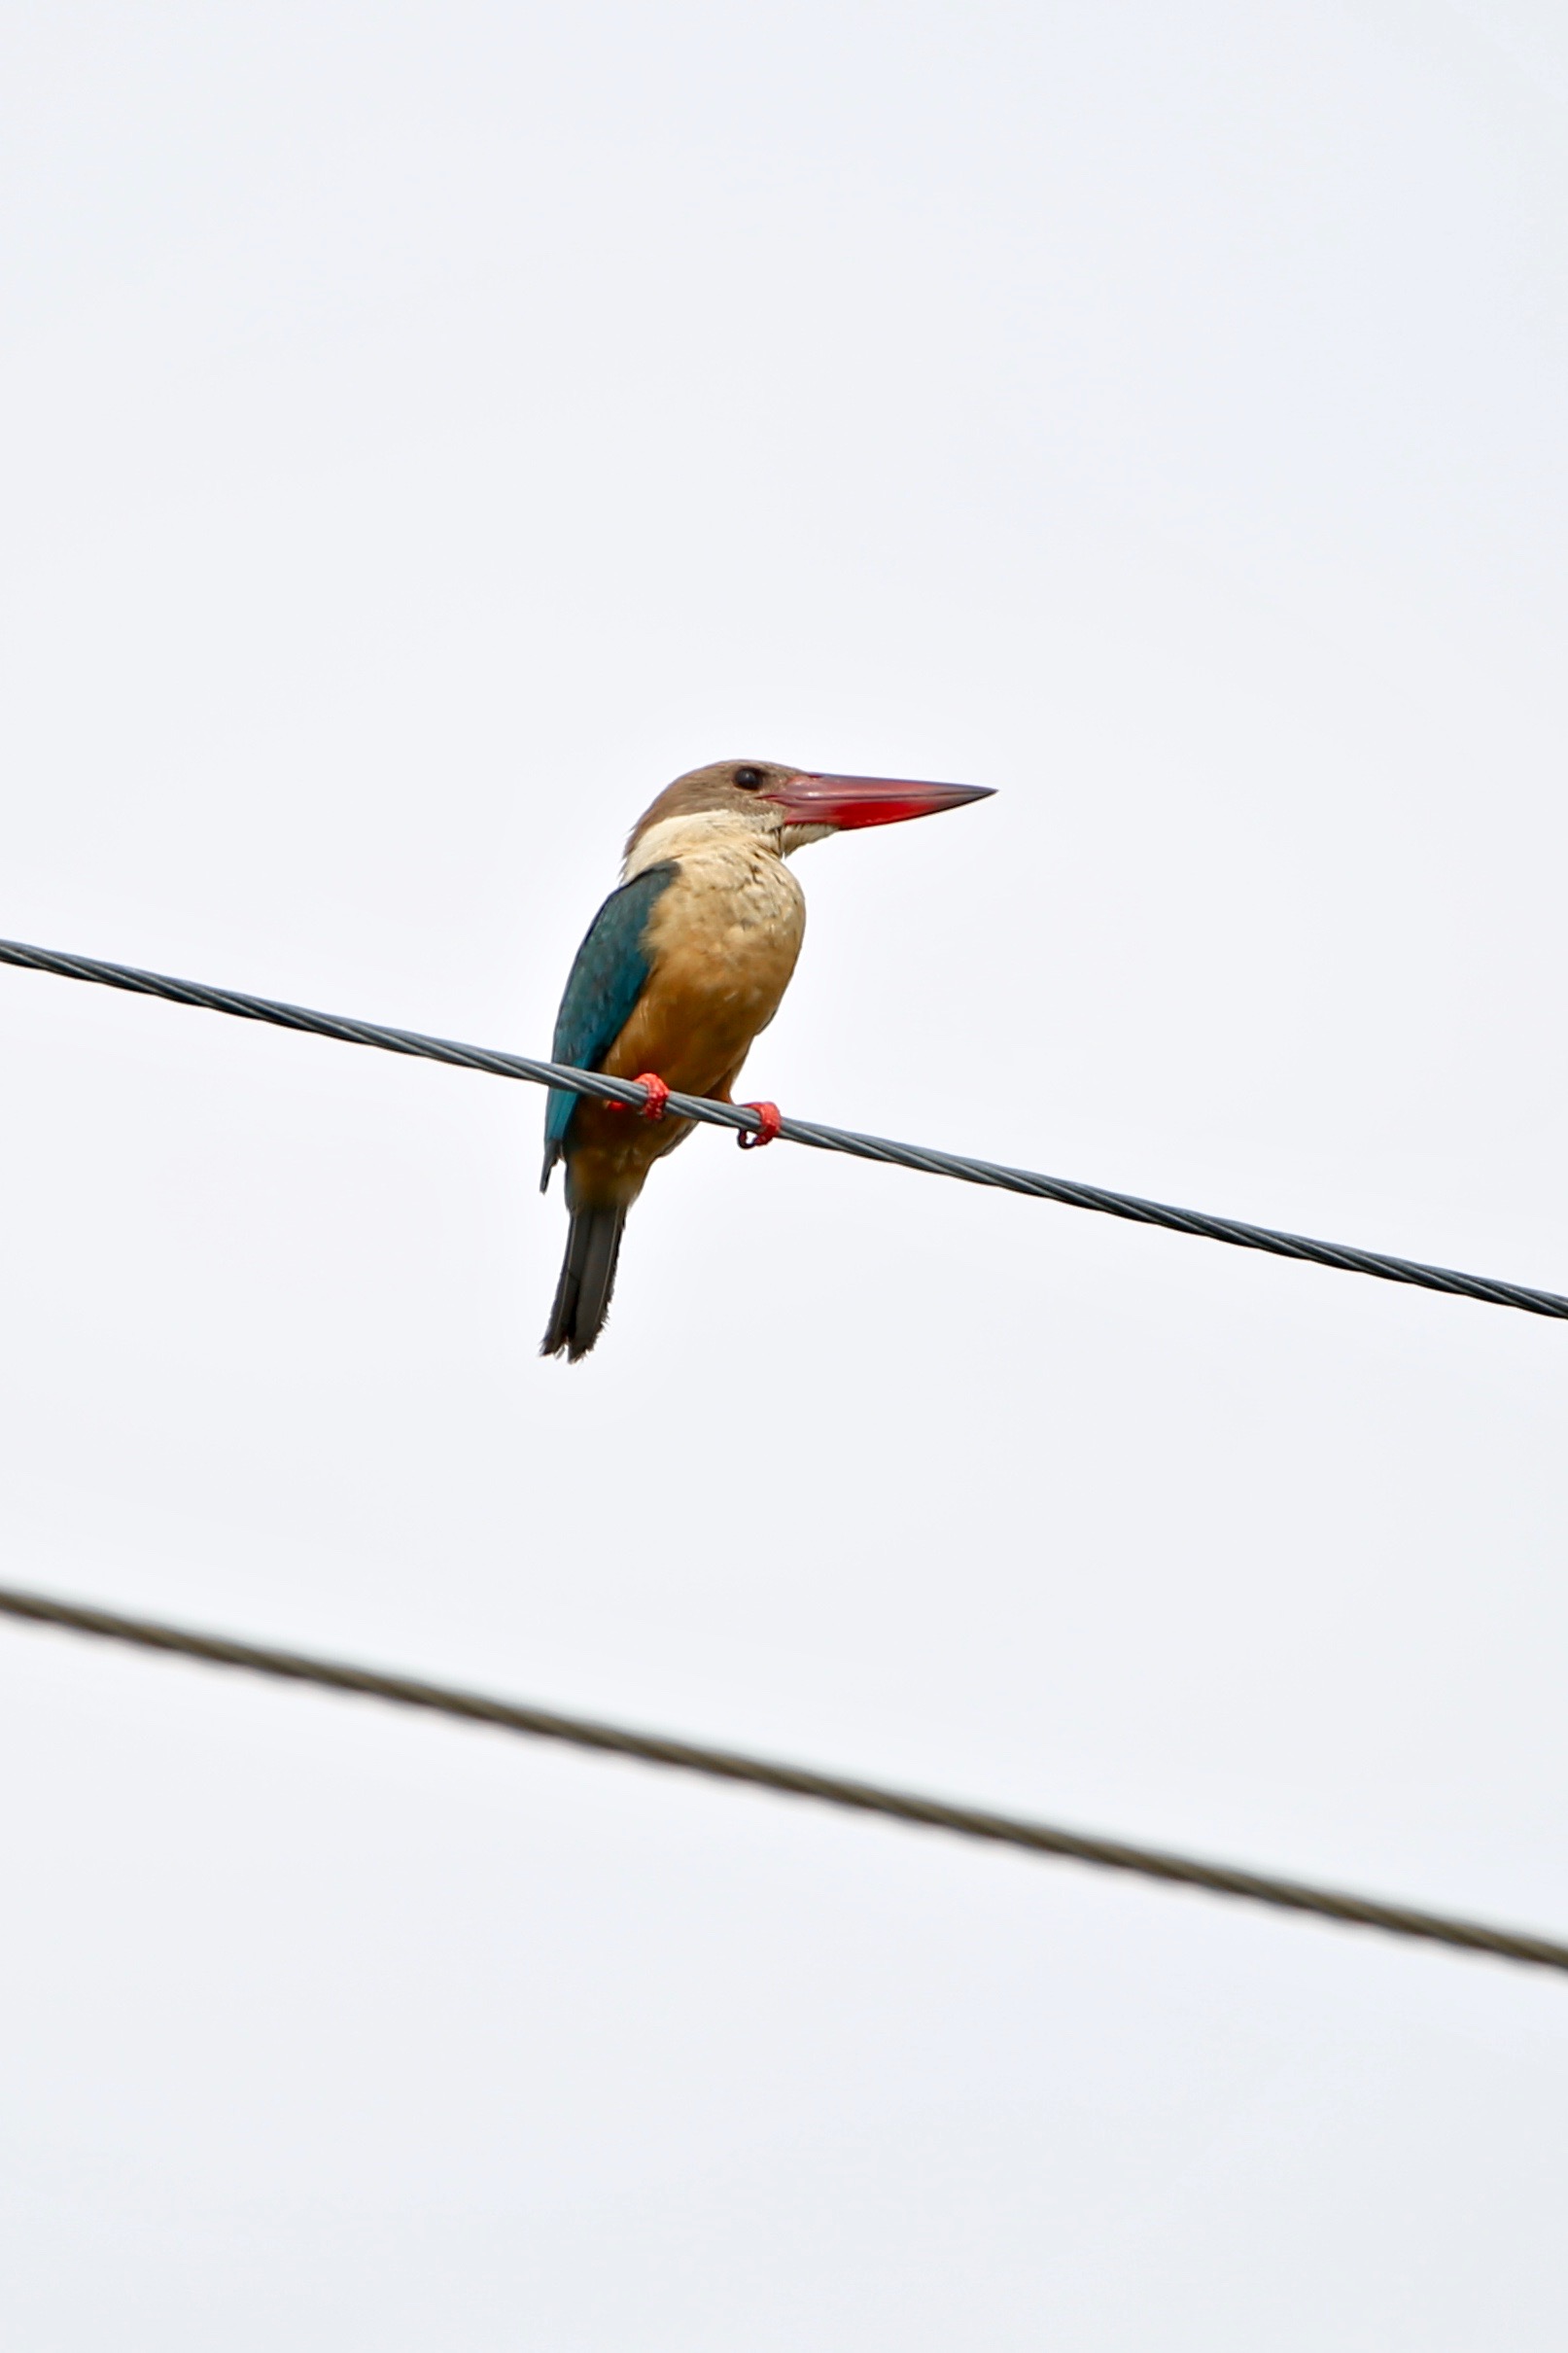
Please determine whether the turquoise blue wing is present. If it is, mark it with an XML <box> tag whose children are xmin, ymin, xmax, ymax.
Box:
<box><xmin>540</xmin><ymin>861</ymin><xmax>678</xmax><ymax>1188</ymax></box>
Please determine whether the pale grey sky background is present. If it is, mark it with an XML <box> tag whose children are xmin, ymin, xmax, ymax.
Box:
<box><xmin>2</xmin><ymin>1</ymin><xmax>1567</xmax><ymax>2343</ymax></box>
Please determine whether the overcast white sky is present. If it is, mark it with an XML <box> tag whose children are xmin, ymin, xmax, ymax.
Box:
<box><xmin>2</xmin><ymin>1</ymin><xmax>1568</xmax><ymax>2343</ymax></box>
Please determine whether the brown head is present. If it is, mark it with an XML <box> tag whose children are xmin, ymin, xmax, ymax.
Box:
<box><xmin>625</xmin><ymin>757</ymin><xmax>993</xmax><ymax>865</ymax></box>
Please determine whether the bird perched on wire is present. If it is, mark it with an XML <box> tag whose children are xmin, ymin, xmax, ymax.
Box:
<box><xmin>540</xmin><ymin>756</ymin><xmax>993</xmax><ymax>1358</ymax></box>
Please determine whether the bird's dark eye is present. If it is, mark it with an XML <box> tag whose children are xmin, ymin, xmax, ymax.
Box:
<box><xmin>733</xmin><ymin>765</ymin><xmax>764</xmax><ymax>790</ymax></box>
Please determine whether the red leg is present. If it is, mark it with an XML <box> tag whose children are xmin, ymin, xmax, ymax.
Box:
<box><xmin>601</xmin><ymin>1072</ymin><xmax>671</xmax><ymax>1119</ymax></box>
<box><xmin>738</xmin><ymin>1100</ymin><xmax>782</xmax><ymax>1149</ymax></box>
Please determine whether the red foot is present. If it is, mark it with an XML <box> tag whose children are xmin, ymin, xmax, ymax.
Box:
<box><xmin>601</xmin><ymin>1072</ymin><xmax>670</xmax><ymax>1119</ymax></box>
<box><xmin>738</xmin><ymin>1100</ymin><xmax>783</xmax><ymax>1150</ymax></box>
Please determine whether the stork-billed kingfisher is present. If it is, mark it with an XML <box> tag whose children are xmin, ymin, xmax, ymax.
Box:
<box><xmin>540</xmin><ymin>756</ymin><xmax>993</xmax><ymax>1358</ymax></box>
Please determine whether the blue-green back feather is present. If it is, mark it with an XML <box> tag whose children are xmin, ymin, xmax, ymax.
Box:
<box><xmin>540</xmin><ymin>861</ymin><xmax>678</xmax><ymax>1188</ymax></box>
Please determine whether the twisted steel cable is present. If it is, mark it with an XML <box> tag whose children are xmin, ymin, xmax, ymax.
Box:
<box><xmin>1</xmin><ymin>1579</ymin><xmax>1563</xmax><ymax>1975</ymax></box>
<box><xmin>1</xmin><ymin>932</ymin><xmax>1564</xmax><ymax>1320</ymax></box>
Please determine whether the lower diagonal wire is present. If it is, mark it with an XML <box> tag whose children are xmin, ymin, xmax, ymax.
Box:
<box><xmin>1</xmin><ymin>932</ymin><xmax>1564</xmax><ymax>1319</ymax></box>
<box><xmin>1</xmin><ymin>1580</ymin><xmax>1564</xmax><ymax>1977</ymax></box>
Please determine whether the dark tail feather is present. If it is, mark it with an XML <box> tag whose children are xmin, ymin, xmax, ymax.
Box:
<box><xmin>540</xmin><ymin>1205</ymin><xmax>627</xmax><ymax>1361</ymax></box>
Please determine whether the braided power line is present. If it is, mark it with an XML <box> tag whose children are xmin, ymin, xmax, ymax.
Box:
<box><xmin>0</xmin><ymin>1579</ymin><xmax>1563</xmax><ymax>1975</ymax></box>
<box><xmin>2</xmin><ymin>932</ymin><xmax>1565</xmax><ymax>1320</ymax></box>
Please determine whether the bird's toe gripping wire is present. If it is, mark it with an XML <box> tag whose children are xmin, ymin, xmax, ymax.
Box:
<box><xmin>738</xmin><ymin>1101</ymin><xmax>783</xmax><ymax>1150</ymax></box>
<box><xmin>604</xmin><ymin>1072</ymin><xmax>671</xmax><ymax>1120</ymax></box>
<box><xmin>604</xmin><ymin>1073</ymin><xmax>777</xmax><ymax>1143</ymax></box>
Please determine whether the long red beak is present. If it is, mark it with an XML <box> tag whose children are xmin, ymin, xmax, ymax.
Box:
<box><xmin>761</xmin><ymin>771</ymin><xmax>995</xmax><ymax>831</ymax></box>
